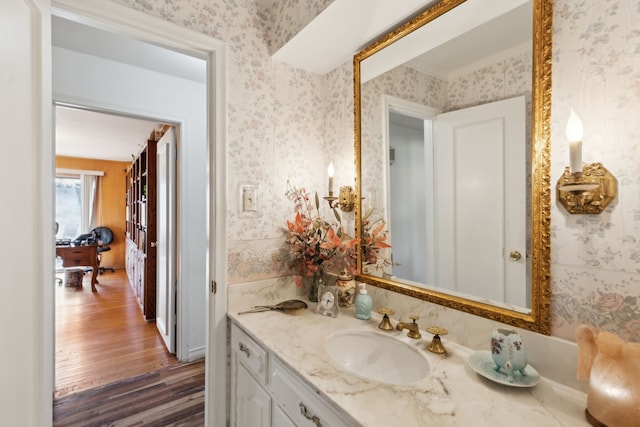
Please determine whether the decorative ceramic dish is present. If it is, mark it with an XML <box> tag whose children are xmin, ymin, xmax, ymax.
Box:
<box><xmin>468</xmin><ymin>350</ymin><xmax>540</xmax><ymax>387</ymax></box>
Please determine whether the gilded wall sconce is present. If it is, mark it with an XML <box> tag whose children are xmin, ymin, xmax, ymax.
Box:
<box><xmin>323</xmin><ymin>161</ymin><xmax>356</xmax><ymax>211</ymax></box>
<box><xmin>556</xmin><ymin>110</ymin><xmax>617</xmax><ymax>214</ymax></box>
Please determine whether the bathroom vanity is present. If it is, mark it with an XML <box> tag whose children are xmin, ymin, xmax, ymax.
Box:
<box><xmin>231</xmin><ymin>322</ymin><xmax>357</xmax><ymax>427</ymax></box>
<box><xmin>228</xmin><ymin>305</ymin><xmax>588</xmax><ymax>427</ymax></box>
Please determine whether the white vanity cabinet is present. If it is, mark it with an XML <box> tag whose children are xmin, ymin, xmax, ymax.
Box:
<box><xmin>231</xmin><ymin>322</ymin><xmax>357</xmax><ymax>427</ymax></box>
<box><xmin>235</xmin><ymin>364</ymin><xmax>271</xmax><ymax>426</ymax></box>
<box><xmin>273</xmin><ymin>405</ymin><xmax>297</xmax><ymax>427</ymax></box>
<box><xmin>231</xmin><ymin>323</ymin><xmax>271</xmax><ymax>427</ymax></box>
<box><xmin>270</xmin><ymin>357</ymin><xmax>353</xmax><ymax>427</ymax></box>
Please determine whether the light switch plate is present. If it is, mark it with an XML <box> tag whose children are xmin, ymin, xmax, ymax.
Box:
<box><xmin>239</xmin><ymin>184</ymin><xmax>259</xmax><ymax>216</ymax></box>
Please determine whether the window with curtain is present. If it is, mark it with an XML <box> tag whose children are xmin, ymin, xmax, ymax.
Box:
<box><xmin>55</xmin><ymin>169</ymin><xmax>103</xmax><ymax>239</ymax></box>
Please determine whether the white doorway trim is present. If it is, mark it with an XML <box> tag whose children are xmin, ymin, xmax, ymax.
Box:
<box><xmin>382</xmin><ymin>95</ymin><xmax>440</xmax><ymax>283</ymax></box>
<box><xmin>49</xmin><ymin>1</ymin><xmax>228</xmax><ymax>426</ymax></box>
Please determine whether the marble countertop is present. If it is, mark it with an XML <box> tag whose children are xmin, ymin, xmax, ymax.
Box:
<box><xmin>229</xmin><ymin>303</ymin><xmax>588</xmax><ymax>427</ymax></box>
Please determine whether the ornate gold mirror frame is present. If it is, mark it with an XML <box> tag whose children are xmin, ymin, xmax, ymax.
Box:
<box><xmin>354</xmin><ymin>0</ymin><xmax>552</xmax><ymax>334</ymax></box>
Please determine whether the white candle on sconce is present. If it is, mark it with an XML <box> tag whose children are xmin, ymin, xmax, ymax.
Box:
<box><xmin>328</xmin><ymin>162</ymin><xmax>335</xmax><ymax>195</ymax></box>
<box><xmin>566</xmin><ymin>109</ymin><xmax>584</xmax><ymax>173</ymax></box>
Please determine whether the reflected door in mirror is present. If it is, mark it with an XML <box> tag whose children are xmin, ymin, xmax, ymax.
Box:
<box><xmin>433</xmin><ymin>96</ymin><xmax>527</xmax><ymax>308</ymax></box>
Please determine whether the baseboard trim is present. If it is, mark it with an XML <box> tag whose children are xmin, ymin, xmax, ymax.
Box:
<box><xmin>186</xmin><ymin>346</ymin><xmax>206</xmax><ymax>362</ymax></box>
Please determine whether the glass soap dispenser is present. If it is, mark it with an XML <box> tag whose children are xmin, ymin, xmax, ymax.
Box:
<box><xmin>354</xmin><ymin>283</ymin><xmax>372</xmax><ymax>320</ymax></box>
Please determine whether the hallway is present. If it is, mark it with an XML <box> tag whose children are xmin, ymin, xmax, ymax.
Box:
<box><xmin>55</xmin><ymin>269</ymin><xmax>178</xmax><ymax>398</ymax></box>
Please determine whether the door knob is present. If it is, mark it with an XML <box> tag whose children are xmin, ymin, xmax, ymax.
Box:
<box><xmin>509</xmin><ymin>250</ymin><xmax>522</xmax><ymax>261</ymax></box>
<box><xmin>150</xmin><ymin>241</ymin><xmax>158</xmax><ymax>248</ymax></box>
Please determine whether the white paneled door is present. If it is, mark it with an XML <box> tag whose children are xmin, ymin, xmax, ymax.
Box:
<box><xmin>156</xmin><ymin>127</ymin><xmax>177</xmax><ymax>353</ymax></box>
<box><xmin>435</xmin><ymin>96</ymin><xmax>527</xmax><ymax>307</ymax></box>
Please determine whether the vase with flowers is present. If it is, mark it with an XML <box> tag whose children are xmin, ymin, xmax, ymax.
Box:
<box><xmin>285</xmin><ymin>182</ymin><xmax>357</xmax><ymax>301</ymax></box>
<box><xmin>285</xmin><ymin>181</ymin><xmax>392</xmax><ymax>302</ymax></box>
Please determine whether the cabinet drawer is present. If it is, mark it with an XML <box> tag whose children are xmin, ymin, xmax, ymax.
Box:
<box><xmin>232</xmin><ymin>324</ymin><xmax>268</xmax><ymax>384</ymax></box>
<box><xmin>65</xmin><ymin>249</ymin><xmax>93</xmax><ymax>266</ymax></box>
<box><xmin>270</xmin><ymin>357</ymin><xmax>354</xmax><ymax>427</ymax></box>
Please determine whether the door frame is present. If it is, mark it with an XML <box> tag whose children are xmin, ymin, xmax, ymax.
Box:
<box><xmin>382</xmin><ymin>95</ymin><xmax>440</xmax><ymax>284</ymax></box>
<box><xmin>49</xmin><ymin>1</ymin><xmax>228</xmax><ymax>425</ymax></box>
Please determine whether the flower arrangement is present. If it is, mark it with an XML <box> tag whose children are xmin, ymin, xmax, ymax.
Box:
<box><xmin>284</xmin><ymin>181</ymin><xmax>391</xmax><ymax>288</ymax></box>
<box><xmin>360</xmin><ymin>208</ymin><xmax>392</xmax><ymax>270</ymax></box>
<box><xmin>285</xmin><ymin>182</ymin><xmax>357</xmax><ymax>287</ymax></box>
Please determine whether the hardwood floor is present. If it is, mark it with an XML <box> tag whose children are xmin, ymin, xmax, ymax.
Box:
<box><xmin>55</xmin><ymin>269</ymin><xmax>178</xmax><ymax>398</ymax></box>
<box><xmin>54</xmin><ymin>269</ymin><xmax>206</xmax><ymax>425</ymax></box>
<box><xmin>53</xmin><ymin>360</ymin><xmax>205</xmax><ymax>426</ymax></box>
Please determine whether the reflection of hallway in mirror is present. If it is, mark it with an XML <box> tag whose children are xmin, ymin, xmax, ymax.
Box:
<box><xmin>388</xmin><ymin>111</ymin><xmax>428</xmax><ymax>284</ymax></box>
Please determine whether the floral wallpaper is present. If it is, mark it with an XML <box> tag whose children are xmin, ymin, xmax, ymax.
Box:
<box><xmin>110</xmin><ymin>0</ymin><xmax>336</xmax><ymax>285</ymax></box>
<box><xmin>444</xmin><ymin>49</ymin><xmax>532</xmax><ymax>112</ymax></box>
<box><xmin>110</xmin><ymin>0</ymin><xmax>640</xmax><ymax>343</ymax></box>
<box><xmin>552</xmin><ymin>267</ymin><xmax>640</xmax><ymax>342</ymax></box>
<box><xmin>263</xmin><ymin>0</ymin><xmax>334</xmax><ymax>54</ymax></box>
<box><xmin>550</xmin><ymin>0</ymin><xmax>640</xmax><ymax>342</ymax></box>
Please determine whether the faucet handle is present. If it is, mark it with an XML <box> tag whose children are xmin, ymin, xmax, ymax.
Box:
<box><xmin>377</xmin><ymin>308</ymin><xmax>395</xmax><ymax>331</ymax></box>
<box><xmin>426</xmin><ymin>326</ymin><xmax>448</xmax><ymax>354</ymax></box>
<box><xmin>427</xmin><ymin>326</ymin><xmax>447</xmax><ymax>335</ymax></box>
<box><xmin>378</xmin><ymin>308</ymin><xmax>395</xmax><ymax>316</ymax></box>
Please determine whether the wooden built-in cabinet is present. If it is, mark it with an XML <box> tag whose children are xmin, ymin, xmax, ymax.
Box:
<box><xmin>125</xmin><ymin>139</ymin><xmax>157</xmax><ymax>320</ymax></box>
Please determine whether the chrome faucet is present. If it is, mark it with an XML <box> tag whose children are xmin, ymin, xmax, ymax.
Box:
<box><xmin>396</xmin><ymin>315</ymin><xmax>421</xmax><ymax>339</ymax></box>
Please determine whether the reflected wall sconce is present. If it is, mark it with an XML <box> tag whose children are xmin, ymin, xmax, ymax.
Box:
<box><xmin>323</xmin><ymin>162</ymin><xmax>356</xmax><ymax>212</ymax></box>
<box><xmin>556</xmin><ymin>109</ymin><xmax>617</xmax><ymax>214</ymax></box>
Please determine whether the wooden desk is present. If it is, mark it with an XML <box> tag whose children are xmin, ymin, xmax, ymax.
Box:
<box><xmin>56</xmin><ymin>245</ymin><xmax>99</xmax><ymax>292</ymax></box>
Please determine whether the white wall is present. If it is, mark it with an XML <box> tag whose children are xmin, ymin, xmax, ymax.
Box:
<box><xmin>0</xmin><ymin>1</ymin><xmax>53</xmax><ymax>424</ymax></box>
<box><xmin>53</xmin><ymin>46</ymin><xmax>207</xmax><ymax>359</ymax></box>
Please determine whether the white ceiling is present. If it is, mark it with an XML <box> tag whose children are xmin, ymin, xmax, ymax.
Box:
<box><xmin>52</xmin><ymin>16</ymin><xmax>205</xmax><ymax>162</ymax></box>
<box><xmin>359</xmin><ymin>0</ymin><xmax>531</xmax><ymax>82</ymax></box>
<box><xmin>53</xmin><ymin>0</ymin><xmax>531</xmax><ymax>162</ymax></box>
<box><xmin>406</xmin><ymin>2</ymin><xmax>532</xmax><ymax>78</ymax></box>
<box><xmin>53</xmin><ymin>1</ymin><xmax>432</xmax><ymax>161</ymax></box>
<box><xmin>52</xmin><ymin>16</ymin><xmax>206</xmax><ymax>83</ymax></box>
<box><xmin>55</xmin><ymin>106</ymin><xmax>163</xmax><ymax>162</ymax></box>
<box><xmin>271</xmin><ymin>0</ymin><xmax>530</xmax><ymax>78</ymax></box>
<box><xmin>272</xmin><ymin>0</ymin><xmax>437</xmax><ymax>74</ymax></box>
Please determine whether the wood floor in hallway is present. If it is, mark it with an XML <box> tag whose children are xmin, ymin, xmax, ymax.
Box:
<box><xmin>55</xmin><ymin>269</ymin><xmax>178</xmax><ymax>398</ymax></box>
<box><xmin>53</xmin><ymin>359</ymin><xmax>205</xmax><ymax>427</ymax></box>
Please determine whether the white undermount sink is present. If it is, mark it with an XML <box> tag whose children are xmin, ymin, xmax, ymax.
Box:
<box><xmin>324</xmin><ymin>330</ymin><xmax>430</xmax><ymax>386</ymax></box>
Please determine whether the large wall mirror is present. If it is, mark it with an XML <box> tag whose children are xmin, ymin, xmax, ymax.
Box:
<box><xmin>354</xmin><ymin>0</ymin><xmax>552</xmax><ymax>334</ymax></box>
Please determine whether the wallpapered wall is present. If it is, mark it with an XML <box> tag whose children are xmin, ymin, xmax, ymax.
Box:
<box><xmin>111</xmin><ymin>0</ymin><xmax>336</xmax><ymax>284</ymax></box>
<box><xmin>111</xmin><ymin>0</ymin><xmax>640</xmax><ymax>343</ymax></box>
<box><xmin>265</xmin><ymin>0</ymin><xmax>334</xmax><ymax>54</ymax></box>
<box><xmin>550</xmin><ymin>0</ymin><xmax>640</xmax><ymax>342</ymax></box>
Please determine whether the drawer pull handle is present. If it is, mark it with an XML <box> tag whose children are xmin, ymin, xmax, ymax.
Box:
<box><xmin>299</xmin><ymin>402</ymin><xmax>322</xmax><ymax>427</ymax></box>
<box><xmin>238</xmin><ymin>342</ymin><xmax>251</xmax><ymax>358</ymax></box>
